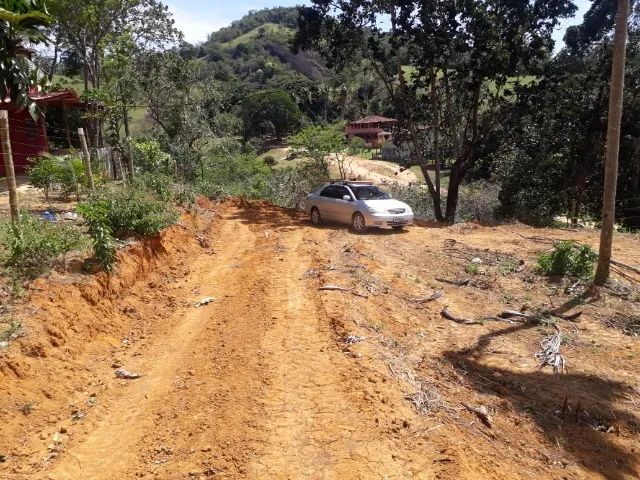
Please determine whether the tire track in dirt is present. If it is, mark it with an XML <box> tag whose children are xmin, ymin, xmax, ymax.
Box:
<box><xmin>249</xmin><ymin>225</ymin><xmax>418</xmax><ymax>479</ymax></box>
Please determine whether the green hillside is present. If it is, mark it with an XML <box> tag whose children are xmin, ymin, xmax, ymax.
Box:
<box><xmin>200</xmin><ymin>7</ymin><xmax>329</xmax><ymax>83</ymax></box>
<box><xmin>220</xmin><ymin>22</ymin><xmax>294</xmax><ymax>48</ymax></box>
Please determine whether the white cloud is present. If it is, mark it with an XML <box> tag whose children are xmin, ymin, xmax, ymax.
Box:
<box><xmin>165</xmin><ymin>2</ymin><xmax>229</xmax><ymax>44</ymax></box>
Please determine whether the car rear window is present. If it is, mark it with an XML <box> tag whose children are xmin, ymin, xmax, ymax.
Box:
<box><xmin>352</xmin><ymin>186</ymin><xmax>391</xmax><ymax>200</ymax></box>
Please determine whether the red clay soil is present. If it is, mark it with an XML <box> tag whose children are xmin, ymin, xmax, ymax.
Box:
<box><xmin>0</xmin><ymin>200</ymin><xmax>639</xmax><ymax>479</ymax></box>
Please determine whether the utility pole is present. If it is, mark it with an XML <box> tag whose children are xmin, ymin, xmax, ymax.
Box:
<box><xmin>594</xmin><ymin>0</ymin><xmax>630</xmax><ymax>286</ymax></box>
<box><xmin>78</xmin><ymin>127</ymin><xmax>96</xmax><ymax>193</ymax></box>
<box><xmin>0</xmin><ymin>110</ymin><xmax>20</xmax><ymax>224</ymax></box>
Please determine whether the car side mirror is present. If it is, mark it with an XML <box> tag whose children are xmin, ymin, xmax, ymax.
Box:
<box><xmin>342</xmin><ymin>195</ymin><xmax>352</xmax><ymax>201</ymax></box>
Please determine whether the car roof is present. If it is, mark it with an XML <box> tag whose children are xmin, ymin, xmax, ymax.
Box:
<box><xmin>323</xmin><ymin>180</ymin><xmax>375</xmax><ymax>188</ymax></box>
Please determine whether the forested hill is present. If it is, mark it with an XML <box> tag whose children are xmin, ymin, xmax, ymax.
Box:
<box><xmin>194</xmin><ymin>7</ymin><xmax>329</xmax><ymax>84</ymax></box>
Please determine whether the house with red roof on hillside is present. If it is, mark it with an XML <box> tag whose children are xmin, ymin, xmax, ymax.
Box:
<box><xmin>346</xmin><ymin>115</ymin><xmax>397</xmax><ymax>148</ymax></box>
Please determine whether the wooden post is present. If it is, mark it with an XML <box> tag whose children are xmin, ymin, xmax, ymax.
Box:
<box><xmin>62</xmin><ymin>102</ymin><xmax>72</xmax><ymax>148</ymax></box>
<box><xmin>0</xmin><ymin>110</ymin><xmax>20</xmax><ymax>224</ymax></box>
<box><xmin>594</xmin><ymin>0</ymin><xmax>630</xmax><ymax>286</ymax></box>
<box><xmin>78</xmin><ymin>127</ymin><xmax>95</xmax><ymax>193</ymax></box>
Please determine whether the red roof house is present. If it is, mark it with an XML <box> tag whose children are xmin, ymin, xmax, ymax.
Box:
<box><xmin>346</xmin><ymin>115</ymin><xmax>397</xmax><ymax>148</ymax></box>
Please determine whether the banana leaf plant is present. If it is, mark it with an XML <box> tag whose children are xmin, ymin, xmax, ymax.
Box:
<box><xmin>0</xmin><ymin>0</ymin><xmax>53</xmax><ymax>118</ymax></box>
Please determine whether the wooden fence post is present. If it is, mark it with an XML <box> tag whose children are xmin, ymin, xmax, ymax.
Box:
<box><xmin>0</xmin><ymin>110</ymin><xmax>20</xmax><ymax>224</ymax></box>
<box><xmin>78</xmin><ymin>127</ymin><xmax>96</xmax><ymax>193</ymax></box>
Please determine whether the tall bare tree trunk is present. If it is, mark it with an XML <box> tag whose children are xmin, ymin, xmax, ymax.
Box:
<box><xmin>595</xmin><ymin>0</ymin><xmax>630</xmax><ymax>286</ymax></box>
<box><xmin>0</xmin><ymin>110</ymin><xmax>20</xmax><ymax>224</ymax></box>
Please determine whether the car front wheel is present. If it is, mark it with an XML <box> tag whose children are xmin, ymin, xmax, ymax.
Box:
<box><xmin>310</xmin><ymin>207</ymin><xmax>322</xmax><ymax>226</ymax></box>
<box><xmin>351</xmin><ymin>212</ymin><xmax>366</xmax><ymax>233</ymax></box>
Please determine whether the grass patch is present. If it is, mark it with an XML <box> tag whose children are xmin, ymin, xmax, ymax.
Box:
<box><xmin>221</xmin><ymin>23</ymin><xmax>294</xmax><ymax>47</ymax></box>
<box><xmin>0</xmin><ymin>215</ymin><xmax>87</xmax><ymax>280</ymax></box>
<box><xmin>0</xmin><ymin>320</ymin><xmax>22</xmax><ymax>342</ymax></box>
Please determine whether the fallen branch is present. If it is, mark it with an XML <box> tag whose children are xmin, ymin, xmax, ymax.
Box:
<box><xmin>498</xmin><ymin>310</ymin><xmax>538</xmax><ymax>323</ymax></box>
<box><xmin>553</xmin><ymin>311</ymin><xmax>582</xmax><ymax>321</ymax></box>
<box><xmin>611</xmin><ymin>259</ymin><xmax>640</xmax><ymax>276</ymax></box>
<box><xmin>319</xmin><ymin>285</ymin><xmax>369</xmax><ymax>299</ymax></box>
<box><xmin>412</xmin><ymin>290</ymin><xmax>444</xmax><ymax>303</ymax></box>
<box><xmin>436</xmin><ymin>277</ymin><xmax>470</xmax><ymax>287</ymax></box>
<box><xmin>441</xmin><ymin>307</ymin><xmax>482</xmax><ymax>325</ymax></box>
<box><xmin>461</xmin><ymin>402</ymin><xmax>492</xmax><ymax>428</ymax></box>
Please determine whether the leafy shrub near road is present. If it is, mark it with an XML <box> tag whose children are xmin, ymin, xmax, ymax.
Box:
<box><xmin>130</xmin><ymin>139</ymin><xmax>176</xmax><ymax>175</ymax></box>
<box><xmin>536</xmin><ymin>241</ymin><xmax>598</xmax><ymax>279</ymax></box>
<box><xmin>388</xmin><ymin>180</ymin><xmax>500</xmax><ymax>224</ymax></box>
<box><xmin>265</xmin><ymin>162</ymin><xmax>326</xmax><ymax>209</ymax></box>
<box><xmin>197</xmin><ymin>153</ymin><xmax>272</xmax><ymax>199</ymax></box>
<box><xmin>0</xmin><ymin>214</ymin><xmax>86</xmax><ymax>279</ymax></box>
<box><xmin>28</xmin><ymin>154</ymin><xmax>86</xmax><ymax>201</ymax></box>
<box><xmin>78</xmin><ymin>185</ymin><xmax>179</xmax><ymax>271</ymax></box>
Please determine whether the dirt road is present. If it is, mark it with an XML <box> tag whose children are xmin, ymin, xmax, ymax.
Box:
<box><xmin>1</xmin><ymin>201</ymin><xmax>639</xmax><ymax>479</ymax></box>
<box><xmin>342</xmin><ymin>156</ymin><xmax>419</xmax><ymax>185</ymax></box>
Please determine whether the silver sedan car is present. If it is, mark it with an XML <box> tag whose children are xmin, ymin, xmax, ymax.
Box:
<box><xmin>304</xmin><ymin>181</ymin><xmax>414</xmax><ymax>233</ymax></box>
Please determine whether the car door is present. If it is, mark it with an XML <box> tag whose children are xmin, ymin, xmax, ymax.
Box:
<box><xmin>333</xmin><ymin>186</ymin><xmax>356</xmax><ymax>224</ymax></box>
<box><xmin>316</xmin><ymin>186</ymin><xmax>338</xmax><ymax>221</ymax></box>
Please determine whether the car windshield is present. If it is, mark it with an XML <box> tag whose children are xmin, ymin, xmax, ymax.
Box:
<box><xmin>351</xmin><ymin>186</ymin><xmax>391</xmax><ymax>200</ymax></box>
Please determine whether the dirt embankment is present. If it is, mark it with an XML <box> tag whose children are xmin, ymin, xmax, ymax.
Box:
<box><xmin>0</xmin><ymin>200</ymin><xmax>639</xmax><ymax>480</ymax></box>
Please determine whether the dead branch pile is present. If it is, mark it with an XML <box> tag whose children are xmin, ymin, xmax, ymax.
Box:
<box><xmin>535</xmin><ymin>326</ymin><xmax>566</xmax><ymax>374</ymax></box>
<box><xmin>442</xmin><ymin>239</ymin><xmax>523</xmax><ymax>269</ymax></box>
<box><xmin>603</xmin><ymin>313</ymin><xmax>640</xmax><ymax>337</ymax></box>
<box><xmin>406</xmin><ymin>382</ymin><xmax>447</xmax><ymax>414</ymax></box>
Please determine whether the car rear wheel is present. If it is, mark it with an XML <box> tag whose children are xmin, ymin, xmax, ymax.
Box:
<box><xmin>310</xmin><ymin>207</ymin><xmax>322</xmax><ymax>226</ymax></box>
<box><xmin>351</xmin><ymin>212</ymin><xmax>366</xmax><ymax>233</ymax></box>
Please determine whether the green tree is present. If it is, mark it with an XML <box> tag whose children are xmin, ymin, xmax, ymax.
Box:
<box><xmin>288</xmin><ymin>122</ymin><xmax>348</xmax><ymax>177</ymax></box>
<box><xmin>0</xmin><ymin>0</ymin><xmax>52</xmax><ymax>117</ymax></box>
<box><xmin>241</xmin><ymin>89</ymin><xmax>302</xmax><ymax>140</ymax></box>
<box><xmin>135</xmin><ymin>51</ymin><xmax>241</xmax><ymax>180</ymax></box>
<box><xmin>49</xmin><ymin>0</ymin><xmax>180</xmax><ymax>90</ymax></box>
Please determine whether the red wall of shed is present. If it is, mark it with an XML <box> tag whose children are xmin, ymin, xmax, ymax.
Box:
<box><xmin>0</xmin><ymin>109</ymin><xmax>48</xmax><ymax>177</ymax></box>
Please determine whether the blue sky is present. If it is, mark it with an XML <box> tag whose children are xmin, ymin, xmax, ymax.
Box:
<box><xmin>165</xmin><ymin>0</ymin><xmax>593</xmax><ymax>48</ymax></box>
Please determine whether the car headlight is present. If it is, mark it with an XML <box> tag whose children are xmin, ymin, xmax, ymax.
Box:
<box><xmin>367</xmin><ymin>206</ymin><xmax>384</xmax><ymax>214</ymax></box>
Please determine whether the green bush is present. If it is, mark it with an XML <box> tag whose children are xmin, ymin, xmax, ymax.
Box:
<box><xmin>28</xmin><ymin>154</ymin><xmax>86</xmax><ymax>201</ymax></box>
<box><xmin>130</xmin><ymin>140</ymin><xmax>175</xmax><ymax>175</ymax></box>
<box><xmin>133</xmin><ymin>172</ymin><xmax>175</xmax><ymax>202</ymax></box>
<box><xmin>198</xmin><ymin>153</ymin><xmax>272</xmax><ymax>199</ymax></box>
<box><xmin>58</xmin><ymin>157</ymin><xmax>86</xmax><ymax>200</ymax></box>
<box><xmin>264</xmin><ymin>162</ymin><xmax>326</xmax><ymax>209</ymax></box>
<box><xmin>81</xmin><ymin>188</ymin><xmax>179</xmax><ymax>238</ymax></box>
<box><xmin>76</xmin><ymin>199</ymin><xmax>117</xmax><ymax>271</ymax></box>
<box><xmin>78</xmin><ymin>185</ymin><xmax>179</xmax><ymax>271</ymax></box>
<box><xmin>457</xmin><ymin>181</ymin><xmax>501</xmax><ymax>225</ymax></box>
<box><xmin>536</xmin><ymin>241</ymin><xmax>598</xmax><ymax>279</ymax></box>
<box><xmin>263</xmin><ymin>154</ymin><xmax>276</xmax><ymax>166</ymax></box>
<box><xmin>0</xmin><ymin>214</ymin><xmax>87</xmax><ymax>279</ymax></box>
<box><xmin>27</xmin><ymin>155</ymin><xmax>59</xmax><ymax>200</ymax></box>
